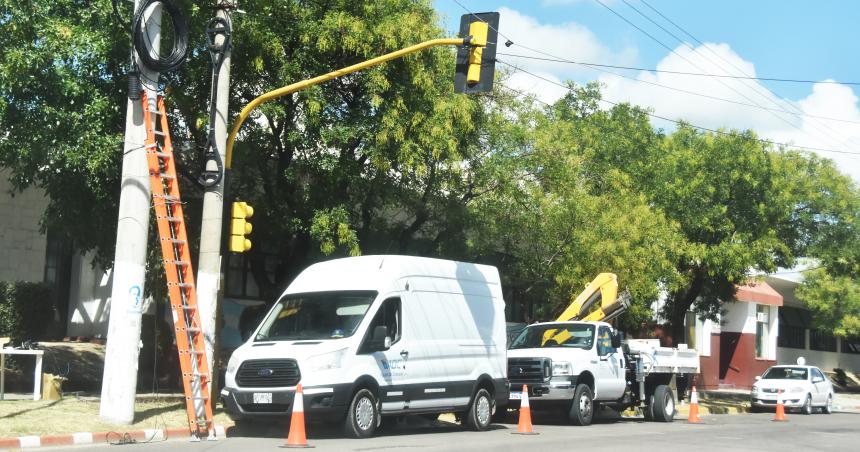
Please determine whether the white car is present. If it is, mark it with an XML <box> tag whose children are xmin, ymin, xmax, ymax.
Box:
<box><xmin>750</xmin><ymin>365</ymin><xmax>834</xmax><ymax>414</ymax></box>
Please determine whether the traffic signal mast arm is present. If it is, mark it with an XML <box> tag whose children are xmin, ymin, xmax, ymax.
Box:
<box><xmin>225</xmin><ymin>37</ymin><xmax>469</xmax><ymax>169</ymax></box>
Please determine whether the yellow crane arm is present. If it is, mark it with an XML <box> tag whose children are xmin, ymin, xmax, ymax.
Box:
<box><xmin>556</xmin><ymin>273</ymin><xmax>619</xmax><ymax>322</ymax></box>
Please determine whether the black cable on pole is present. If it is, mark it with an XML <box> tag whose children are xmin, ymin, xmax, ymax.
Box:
<box><xmin>199</xmin><ymin>12</ymin><xmax>233</xmax><ymax>188</ymax></box>
<box><xmin>133</xmin><ymin>0</ymin><xmax>189</xmax><ymax>73</ymax></box>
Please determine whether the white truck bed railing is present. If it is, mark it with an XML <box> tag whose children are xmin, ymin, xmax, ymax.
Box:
<box><xmin>625</xmin><ymin>339</ymin><xmax>700</xmax><ymax>375</ymax></box>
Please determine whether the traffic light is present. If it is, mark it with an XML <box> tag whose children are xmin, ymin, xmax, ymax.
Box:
<box><xmin>454</xmin><ymin>12</ymin><xmax>500</xmax><ymax>94</ymax></box>
<box><xmin>229</xmin><ymin>201</ymin><xmax>254</xmax><ymax>253</ymax></box>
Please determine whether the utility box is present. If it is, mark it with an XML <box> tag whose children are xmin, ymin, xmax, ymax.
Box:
<box><xmin>41</xmin><ymin>373</ymin><xmax>66</xmax><ymax>401</ymax></box>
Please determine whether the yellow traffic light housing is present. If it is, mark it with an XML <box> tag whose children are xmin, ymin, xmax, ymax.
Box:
<box><xmin>229</xmin><ymin>201</ymin><xmax>254</xmax><ymax>253</ymax></box>
<box><xmin>454</xmin><ymin>12</ymin><xmax>500</xmax><ymax>94</ymax></box>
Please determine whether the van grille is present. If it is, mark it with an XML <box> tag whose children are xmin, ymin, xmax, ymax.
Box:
<box><xmin>236</xmin><ymin>359</ymin><xmax>301</xmax><ymax>388</ymax></box>
<box><xmin>508</xmin><ymin>357</ymin><xmax>551</xmax><ymax>384</ymax></box>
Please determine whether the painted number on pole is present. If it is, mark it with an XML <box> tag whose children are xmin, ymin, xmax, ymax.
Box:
<box><xmin>128</xmin><ymin>285</ymin><xmax>143</xmax><ymax>314</ymax></box>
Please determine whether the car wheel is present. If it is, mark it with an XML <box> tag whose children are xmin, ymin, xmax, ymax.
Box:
<box><xmin>802</xmin><ymin>394</ymin><xmax>813</xmax><ymax>415</ymax></box>
<box><xmin>569</xmin><ymin>384</ymin><xmax>594</xmax><ymax>426</ymax></box>
<box><xmin>823</xmin><ymin>395</ymin><xmax>833</xmax><ymax>414</ymax></box>
<box><xmin>466</xmin><ymin>388</ymin><xmax>493</xmax><ymax>431</ymax></box>
<box><xmin>651</xmin><ymin>385</ymin><xmax>675</xmax><ymax>422</ymax></box>
<box><xmin>344</xmin><ymin>388</ymin><xmax>379</xmax><ymax>438</ymax></box>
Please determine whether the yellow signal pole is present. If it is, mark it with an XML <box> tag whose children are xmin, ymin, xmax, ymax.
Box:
<box><xmin>225</xmin><ymin>37</ymin><xmax>465</xmax><ymax>169</ymax></box>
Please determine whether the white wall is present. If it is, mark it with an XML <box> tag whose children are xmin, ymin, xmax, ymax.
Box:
<box><xmin>722</xmin><ymin>301</ymin><xmax>756</xmax><ymax>334</ymax></box>
<box><xmin>0</xmin><ymin>171</ymin><xmax>48</xmax><ymax>282</ymax></box>
<box><xmin>778</xmin><ymin>340</ymin><xmax>860</xmax><ymax>374</ymax></box>
<box><xmin>66</xmin><ymin>251</ymin><xmax>112</xmax><ymax>337</ymax></box>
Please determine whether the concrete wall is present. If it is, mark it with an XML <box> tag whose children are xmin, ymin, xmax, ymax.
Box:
<box><xmin>778</xmin><ymin>340</ymin><xmax>860</xmax><ymax>374</ymax></box>
<box><xmin>0</xmin><ymin>172</ymin><xmax>48</xmax><ymax>282</ymax></box>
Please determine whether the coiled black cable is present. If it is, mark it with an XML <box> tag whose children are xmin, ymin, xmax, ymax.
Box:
<box><xmin>132</xmin><ymin>0</ymin><xmax>189</xmax><ymax>73</ymax></box>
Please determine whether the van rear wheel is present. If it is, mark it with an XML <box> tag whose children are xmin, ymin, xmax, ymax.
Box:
<box><xmin>344</xmin><ymin>389</ymin><xmax>379</xmax><ymax>438</ymax></box>
<box><xmin>466</xmin><ymin>388</ymin><xmax>493</xmax><ymax>431</ymax></box>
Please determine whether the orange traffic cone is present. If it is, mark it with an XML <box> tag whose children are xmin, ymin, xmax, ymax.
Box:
<box><xmin>772</xmin><ymin>389</ymin><xmax>787</xmax><ymax>422</ymax></box>
<box><xmin>511</xmin><ymin>384</ymin><xmax>538</xmax><ymax>435</ymax></box>
<box><xmin>687</xmin><ymin>386</ymin><xmax>701</xmax><ymax>423</ymax></box>
<box><xmin>282</xmin><ymin>383</ymin><xmax>313</xmax><ymax>448</ymax></box>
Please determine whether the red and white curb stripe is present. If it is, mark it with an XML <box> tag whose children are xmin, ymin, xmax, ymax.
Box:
<box><xmin>0</xmin><ymin>425</ymin><xmax>226</xmax><ymax>449</ymax></box>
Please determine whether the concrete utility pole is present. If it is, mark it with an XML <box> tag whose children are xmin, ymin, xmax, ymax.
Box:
<box><xmin>99</xmin><ymin>0</ymin><xmax>161</xmax><ymax>425</ymax></box>
<box><xmin>196</xmin><ymin>2</ymin><xmax>234</xmax><ymax>390</ymax></box>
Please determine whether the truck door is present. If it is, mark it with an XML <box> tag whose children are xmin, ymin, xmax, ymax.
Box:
<box><xmin>594</xmin><ymin>326</ymin><xmax>626</xmax><ymax>400</ymax></box>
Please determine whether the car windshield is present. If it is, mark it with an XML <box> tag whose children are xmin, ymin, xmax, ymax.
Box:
<box><xmin>762</xmin><ymin>367</ymin><xmax>808</xmax><ymax>380</ymax></box>
<box><xmin>254</xmin><ymin>291</ymin><xmax>376</xmax><ymax>341</ymax></box>
<box><xmin>510</xmin><ymin>323</ymin><xmax>595</xmax><ymax>350</ymax></box>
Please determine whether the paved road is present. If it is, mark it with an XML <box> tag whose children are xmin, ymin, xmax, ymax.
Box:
<box><xmin>45</xmin><ymin>411</ymin><xmax>859</xmax><ymax>452</ymax></box>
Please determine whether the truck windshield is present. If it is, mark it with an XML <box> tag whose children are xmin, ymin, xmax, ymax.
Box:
<box><xmin>510</xmin><ymin>324</ymin><xmax>595</xmax><ymax>350</ymax></box>
<box><xmin>254</xmin><ymin>291</ymin><xmax>377</xmax><ymax>341</ymax></box>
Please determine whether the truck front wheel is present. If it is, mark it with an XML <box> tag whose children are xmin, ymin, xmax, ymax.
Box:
<box><xmin>650</xmin><ymin>385</ymin><xmax>675</xmax><ymax>422</ymax></box>
<box><xmin>569</xmin><ymin>384</ymin><xmax>594</xmax><ymax>426</ymax></box>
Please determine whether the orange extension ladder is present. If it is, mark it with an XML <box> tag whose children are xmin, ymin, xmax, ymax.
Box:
<box><xmin>141</xmin><ymin>91</ymin><xmax>215</xmax><ymax>440</ymax></box>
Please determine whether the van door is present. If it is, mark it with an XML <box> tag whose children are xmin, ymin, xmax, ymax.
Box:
<box><xmin>594</xmin><ymin>326</ymin><xmax>626</xmax><ymax>400</ymax></box>
<box><xmin>360</xmin><ymin>296</ymin><xmax>424</xmax><ymax>413</ymax></box>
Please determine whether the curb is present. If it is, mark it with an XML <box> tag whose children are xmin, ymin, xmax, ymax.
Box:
<box><xmin>0</xmin><ymin>425</ymin><xmax>226</xmax><ymax>450</ymax></box>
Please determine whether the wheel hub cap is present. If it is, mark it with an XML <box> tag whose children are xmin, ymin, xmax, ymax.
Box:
<box><xmin>356</xmin><ymin>397</ymin><xmax>374</xmax><ymax>430</ymax></box>
<box><xmin>477</xmin><ymin>396</ymin><xmax>491</xmax><ymax>425</ymax></box>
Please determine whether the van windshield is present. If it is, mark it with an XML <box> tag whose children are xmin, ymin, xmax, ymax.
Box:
<box><xmin>510</xmin><ymin>323</ymin><xmax>595</xmax><ymax>350</ymax></box>
<box><xmin>254</xmin><ymin>291</ymin><xmax>377</xmax><ymax>341</ymax></box>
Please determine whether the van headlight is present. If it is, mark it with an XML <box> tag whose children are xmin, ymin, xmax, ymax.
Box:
<box><xmin>226</xmin><ymin>354</ymin><xmax>240</xmax><ymax>374</ymax></box>
<box><xmin>552</xmin><ymin>361</ymin><xmax>573</xmax><ymax>376</ymax></box>
<box><xmin>307</xmin><ymin>348</ymin><xmax>348</xmax><ymax>372</ymax></box>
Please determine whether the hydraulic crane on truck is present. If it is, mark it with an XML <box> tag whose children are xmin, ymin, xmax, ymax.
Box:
<box><xmin>544</xmin><ymin>273</ymin><xmax>631</xmax><ymax>345</ymax></box>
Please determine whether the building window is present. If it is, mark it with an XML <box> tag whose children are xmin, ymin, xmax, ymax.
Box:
<box><xmin>777</xmin><ymin>307</ymin><xmax>808</xmax><ymax>349</ymax></box>
<box><xmin>755</xmin><ymin>305</ymin><xmax>769</xmax><ymax>358</ymax></box>
<box><xmin>810</xmin><ymin>329</ymin><xmax>837</xmax><ymax>352</ymax></box>
<box><xmin>842</xmin><ymin>337</ymin><xmax>860</xmax><ymax>355</ymax></box>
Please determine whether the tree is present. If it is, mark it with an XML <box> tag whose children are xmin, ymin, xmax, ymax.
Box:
<box><xmin>0</xmin><ymin>0</ymin><xmax>487</xmax><ymax>300</ymax></box>
<box><xmin>796</xmin><ymin>269</ymin><xmax>860</xmax><ymax>338</ymax></box>
<box><xmin>467</xmin><ymin>83</ymin><xmax>684</xmax><ymax>326</ymax></box>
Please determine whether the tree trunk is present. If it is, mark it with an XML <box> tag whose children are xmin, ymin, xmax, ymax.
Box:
<box><xmin>668</xmin><ymin>269</ymin><xmax>705</xmax><ymax>346</ymax></box>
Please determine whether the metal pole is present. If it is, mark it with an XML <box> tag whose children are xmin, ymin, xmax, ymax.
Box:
<box><xmin>99</xmin><ymin>0</ymin><xmax>161</xmax><ymax>425</ymax></box>
<box><xmin>196</xmin><ymin>2</ymin><xmax>234</xmax><ymax>394</ymax></box>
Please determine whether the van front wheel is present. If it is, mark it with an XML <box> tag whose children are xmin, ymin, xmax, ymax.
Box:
<box><xmin>344</xmin><ymin>389</ymin><xmax>379</xmax><ymax>438</ymax></box>
<box><xmin>466</xmin><ymin>388</ymin><xmax>494</xmax><ymax>431</ymax></box>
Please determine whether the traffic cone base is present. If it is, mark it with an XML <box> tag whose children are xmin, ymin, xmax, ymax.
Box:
<box><xmin>511</xmin><ymin>384</ymin><xmax>539</xmax><ymax>435</ymax></box>
<box><xmin>280</xmin><ymin>384</ymin><xmax>314</xmax><ymax>448</ymax></box>
<box><xmin>687</xmin><ymin>386</ymin><xmax>702</xmax><ymax>424</ymax></box>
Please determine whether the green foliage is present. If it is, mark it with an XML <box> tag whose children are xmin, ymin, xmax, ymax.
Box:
<box><xmin>797</xmin><ymin>269</ymin><xmax>860</xmax><ymax>337</ymax></box>
<box><xmin>0</xmin><ymin>281</ymin><xmax>54</xmax><ymax>340</ymax></box>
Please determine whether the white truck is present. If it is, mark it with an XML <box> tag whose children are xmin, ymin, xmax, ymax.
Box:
<box><xmin>221</xmin><ymin>255</ymin><xmax>508</xmax><ymax>438</ymax></box>
<box><xmin>504</xmin><ymin>273</ymin><xmax>699</xmax><ymax>425</ymax></box>
<box><xmin>507</xmin><ymin>322</ymin><xmax>699</xmax><ymax>425</ymax></box>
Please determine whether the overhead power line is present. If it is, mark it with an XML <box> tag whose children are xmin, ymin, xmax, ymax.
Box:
<box><xmin>497</xmin><ymin>60</ymin><xmax>860</xmax><ymax>156</ymax></box>
<box><xmin>496</xmin><ymin>52</ymin><xmax>860</xmax><ymax>87</ymax></box>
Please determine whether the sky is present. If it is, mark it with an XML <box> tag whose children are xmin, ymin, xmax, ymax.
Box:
<box><xmin>433</xmin><ymin>0</ymin><xmax>860</xmax><ymax>184</ymax></box>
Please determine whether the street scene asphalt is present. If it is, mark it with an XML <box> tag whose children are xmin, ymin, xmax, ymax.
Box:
<box><xmin>35</xmin><ymin>411</ymin><xmax>860</xmax><ymax>452</ymax></box>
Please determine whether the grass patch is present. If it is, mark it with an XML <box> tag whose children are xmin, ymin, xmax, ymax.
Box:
<box><xmin>0</xmin><ymin>397</ymin><xmax>233</xmax><ymax>437</ymax></box>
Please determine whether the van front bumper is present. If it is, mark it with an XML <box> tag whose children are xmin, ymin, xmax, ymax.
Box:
<box><xmin>221</xmin><ymin>384</ymin><xmax>352</xmax><ymax>421</ymax></box>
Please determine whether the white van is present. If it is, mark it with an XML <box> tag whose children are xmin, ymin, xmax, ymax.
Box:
<box><xmin>221</xmin><ymin>255</ymin><xmax>508</xmax><ymax>437</ymax></box>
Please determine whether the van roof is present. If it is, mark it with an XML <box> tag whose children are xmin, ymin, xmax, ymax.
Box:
<box><xmin>283</xmin><ymin>255</ymin><xmax>502</xmax><ymax>297</ymax></box>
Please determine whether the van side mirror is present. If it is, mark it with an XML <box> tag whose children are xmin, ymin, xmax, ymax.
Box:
<box><xmin>370</xmin><ymin>325</ymin><xmax>390</xmax><ymax>351</ymax></box>
<box><xmin>611</xmin><ymin>332</ymin><xmax>622</xmax><ymax>349</ymax></box>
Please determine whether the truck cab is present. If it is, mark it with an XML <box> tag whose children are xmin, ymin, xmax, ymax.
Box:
<box><xmin>507</xmin><ymin>321</ymin><xmax>625</xmax><ymax>424</ymax></box>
